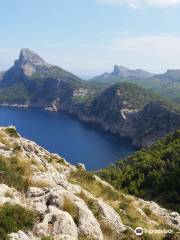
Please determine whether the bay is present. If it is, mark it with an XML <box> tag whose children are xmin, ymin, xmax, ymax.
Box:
<box><xmin>0</xmin><ymin>107</ymin><xmax>135</xmax><ymax>170</ymax></box>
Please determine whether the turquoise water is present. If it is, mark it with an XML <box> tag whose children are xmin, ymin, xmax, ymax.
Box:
<box><xmin>0</xmin><ymin>107</ymin><xmax>135</xmax><ymax>170</ymax></box>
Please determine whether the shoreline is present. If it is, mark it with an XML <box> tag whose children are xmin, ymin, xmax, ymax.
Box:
<box><xmin>0</xmin><ymin>103</ymin><xmax>29</xmax><ymax>108</ymax></box>
<box><xmin>0</xmin><ymin>103</ymin><xmax>137</xmax><ymax>149</ymax></box>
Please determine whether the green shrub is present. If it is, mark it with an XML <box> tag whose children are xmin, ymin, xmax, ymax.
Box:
<box><xmin>0</xmin><ymin>83</ymin><xmax>29</xmax><ymax>104</ymax></box>
<box><xmin>0</xmin><ymin>228</ymin><xmax>7</xmax><ymax>240</ymax></box>
<box><xmin>98</xmin><ymin>130</ymin><xmax>180</xmax><ymax>212</ymax></box>
<box><xmin>0</xmin><ymin>156</ymin><xmax>29</xmax><ymax>192</ymax></box>
<box><xmin>5</xmin><ymin>128</ymin><xmax>19</xmax><ymax>138</ymax></box>
<box><xmin>0</xmin><ymin>204</ymin><xmax>37</xmax><ymax>240</ymax></box>
<box><xmin>69</xmin><ymin>170</ymin><xmax>95</xmax><ymax>183</ymax></box>
<box><xmin>41</xmin><ymin>237</ymin><xmax>54</xmax><ymax>240</ymax></box>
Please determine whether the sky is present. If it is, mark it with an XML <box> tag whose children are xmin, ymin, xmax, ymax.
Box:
<box><xmin>0</xmin><ymin>0</ymin><xmax>180</xmax><ymax>78</ymax></box>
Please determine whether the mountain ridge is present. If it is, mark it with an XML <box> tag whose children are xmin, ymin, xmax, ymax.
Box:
<box><xmin>153</xmin><ymin>69</ymin><xmax>180</xmax><ymax>82</ymax></box>
<box><xmin>91</xmin><ymin>65</ymin><xmax>154</xmax><ymax>82</ymax></box>
<box><xmin>90</xmin><ymin>66</ymin><xmax>180</xmax><ymax>104</ymax></box>
<box><xmin>91</xmin><ymin>65</ymin><xmax>180</xmax><ymax>83</ymax></box>
<box><xmin>70</xmin><ymin>83</ymin><xmax>180</xmax><ymax>148</ymax></box>
<box><xmin>0</xmin><ymin>49</ymin><xmax>180</xmax><ymax>148</ymax></box>
<box><xmin>0</xmin><ymin>48</ymin><xmax>82</xmax><ymax>89</ymax></box>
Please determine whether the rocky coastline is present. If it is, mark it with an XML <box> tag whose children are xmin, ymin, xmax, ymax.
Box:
<box><xmin>1</xmin><ymin>100</ymin><xmax>180</xmax><ymax>149</ymax></box>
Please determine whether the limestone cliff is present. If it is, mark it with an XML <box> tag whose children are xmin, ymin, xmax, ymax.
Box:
<box><xmin>63</xmin><ymin>85</ymin><xmax>180</xmax><ymax>148</ymax></box>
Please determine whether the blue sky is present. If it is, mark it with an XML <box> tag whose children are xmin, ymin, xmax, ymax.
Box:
<box><xmin>1</xmin><ymin>0</ymin><xmax>180</xmax><ymax>78</ymax></box>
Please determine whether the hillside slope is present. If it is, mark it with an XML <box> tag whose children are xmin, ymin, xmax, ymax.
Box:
<box><xmin>98</xmin><ymin>129</ymin><xmax>180</xmax><ymax>212</ymax></box>
<box><xmin>90</xmin><ymin>66</ymin><xmax>180</xmax><ymax>104</ymax></box>
<box><xmin>1</xmin><ymin>49</ymin><xmax>180</xmax><ymax>148</ymax></box>
<box><xmin>0</xmin><ymin>49</ymin><xmax>89</xmax><ymax>107</ymax></box>
<box><xmin>0</xmin><ymin>48</ymin><xmax>82</xmax><ymax>89</ymax></box>
<box><xmin>71</xmin><ymin>83</ymin><xmax>180</xmax><ymax>148</ymax></box>
<box><xmin>0</xmin><ymin>126</ymin><xmax>179</xmax><ymax>240</ymax></box>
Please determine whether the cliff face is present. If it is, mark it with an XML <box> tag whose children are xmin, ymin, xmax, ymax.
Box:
<box><xmin>0</xmin><ymin>49</ymin><xmax>84</xmax><ymax>107</ymax></box>
<box><xmin>0</xmin><ymin>49</ymin><xmax>82</xmax><ymax>89</ymax></box>
<box><xmin>68</xmin><ymin>102</ymin><xmax>180</xmax><ymax>148</ymax></box>
<box><xmin>61</xmin><ymin>84</ymin><xmax>180</xmax><ymax>148</ymax></box>
<box><xmin>132</xmin><ymin>102</ymin><xmax>180</xmax><ymax>147</ymax></box>
<box><xmin>0</xmin><ymin>126</ymin><xmax>179</xmax><ymax>240</ymax></box>
<box><xmin>1</xmin><ymin>49</ymin><xmax>180</xmax><ymax>148</ymax></box>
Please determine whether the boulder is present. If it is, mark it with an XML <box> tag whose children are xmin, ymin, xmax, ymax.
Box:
<box><xmin>76</xmin><ymin>163</ymin><xmax>86</xmax><ymax>171</ymax></box>
<box><xmin>9</xmin><ymin>231</ymin><xmax>35</xmax><ymax>240</ymax></box>
<box><xmin>140</xmin><ymin>200</ymin><xmax>180</xmax><ymax>230</ymax></box>
<box><xmin>96</xmin><ymin>200</ymin><xmax>126</xmax><ymax>238</ymax></box>
<box><xmin>34</xmin><ymin>206</ymin><xmax>78</xmax><ymax>239</ymax></box>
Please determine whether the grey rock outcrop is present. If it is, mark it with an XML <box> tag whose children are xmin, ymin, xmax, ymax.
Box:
<box><xmin>29</xmin><ymin>186</ymin><xmax>103</xmax><ymax>240</ymax></box>
<box><xmin>139</xmin><ymin>200</ymin><xmax>180</xmax><ymax>230</ymax></box>
<box><xmin>35</xmin><ymin>206</ymin><xmax>78</xmax><ymax>239</ymax></box>
<box><xmin>96</xmin><ymin>200</ymin><xmax>126</xmax><ymax>235</ymax></box>
<box><xmin>19</xmin><ymin>48</ymin><xmax>51</xmax><ymax>69</ymax></box>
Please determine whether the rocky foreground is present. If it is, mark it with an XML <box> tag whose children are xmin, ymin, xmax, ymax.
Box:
<box><xmin>0</xmin><ymin>126</ymin><xmax>179</xmax><ymax>240</ymax></box>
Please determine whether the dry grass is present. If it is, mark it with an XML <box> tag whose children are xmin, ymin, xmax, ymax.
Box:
<box><xmin>29</xmin><ymin>158</ymin><xmax>46</xmax><ymax>172</ymax></box>
<box><xmin>17</xmin><ymin>159</ymin><xmax>32</xmax><ymax>178</ymax></box>
<box><xmin>5</xmin><ymin>190</ymin><xmax>13</xmax><ymax>198</ymax></box>
<box><xmin>62</xmin><ymin>197</ymin><xmax>79</xmax><ymax>224</ymax></box>
<box><xmin>68</xmin><ymin>170</ymin><xmax>174</xmax><ymax>240</ymax></box>
<box><xmin>30</xmin><ymin>179</ymin><xmax>51</xmax><ymax>188</ymax></box>
<box><xmin>0</xmin><ymin>131</ymin><xmax>13</xmax><ymax>148</ymax></box>
<box><xmin>77</xmin><ymin>191</ymin><xmax>100</xmax><ymax>219</ymax></box>
<box><xmin>77</xmin><ymin>191</ymin><xmax>122</xmax><ymax>239</ymax></box>
<box><xmin>78</xmin><ymin>234</ymin><xmax>95</xmax><ymax>240</ymax></box>
<box><xmin>69</xmin><ymin>170</ymin><xmax>120</xmax><ymax>202</ymax></box>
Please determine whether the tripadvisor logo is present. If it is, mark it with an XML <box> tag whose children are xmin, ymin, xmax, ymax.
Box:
<box><xmin>135</xmin><ymin>227</ymin><xmax>144</xmax><ymax>236</ymax></box>
<box><xmin>134</xmin><ymin>227</ymin><xmax>174</xmax><ymax>236</ymax></box>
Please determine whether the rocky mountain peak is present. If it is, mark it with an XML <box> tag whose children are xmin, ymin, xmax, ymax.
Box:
<box><xmin>112</xmin><ymin>65</ymin><xmax>129</xmax><ymax>76</ymax></box>
<box><xmin>0</xmin><ymin>48</ymin><xmax>81</xmax><ymax>89</ymax></box>
<box><xmin>10</xmin><ymin>48</ymin><xmax>52</xmax><ymax>78</ymax></box>
<box><xmin>92</xmin><ymin>65</ymin><xmax>154</xmax><ymax>82</ymax></box>
<box><xmin>111</xmin><ymin>65</ymin><xmax>154</xmax><ymax>79</ymax></box>
<box><xmin>17</xmin><ymin>48</ymin><xmax>51</xmax><ymax>68</ymax></box>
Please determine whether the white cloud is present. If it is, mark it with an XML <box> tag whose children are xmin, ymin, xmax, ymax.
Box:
<box><xmin>97</xmin><ymin>0</ymin><xmax>180</xmax><ymax>7</ymax></box>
